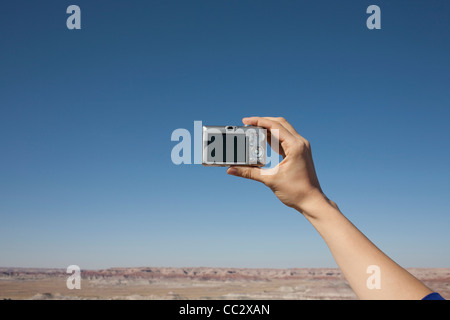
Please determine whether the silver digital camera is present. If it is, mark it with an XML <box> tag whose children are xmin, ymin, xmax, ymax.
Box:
<box><xmin>202</xmin><ymin>125</ymin><xmax>267</xmax><ymax>167</ymax></box>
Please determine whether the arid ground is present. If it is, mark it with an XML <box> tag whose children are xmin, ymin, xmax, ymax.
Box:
<box><xmin>0</xmin><ymin>267</ymin><xmax>448</xmax><ymax>300</ymax></box>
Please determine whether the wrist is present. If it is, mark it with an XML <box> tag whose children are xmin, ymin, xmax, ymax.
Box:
<box><xmin>294</xmin><ymin>189</ymin><xmax>339</xmax><ymax>220</ymax></box>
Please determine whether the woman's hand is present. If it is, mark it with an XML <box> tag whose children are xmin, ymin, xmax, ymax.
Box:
<box><xmin>227</xmin><ymin>116</ymin><xmax>334</xmax><ymax>218</ymax></box>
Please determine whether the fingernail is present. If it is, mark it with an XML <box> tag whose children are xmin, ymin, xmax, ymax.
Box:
<box><xmin>227</xmin><ymin>167</ymin><xmax>238</xmax><ymax>175</ymax></box>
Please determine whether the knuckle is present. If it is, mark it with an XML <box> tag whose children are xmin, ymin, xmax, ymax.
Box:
<box><xmin>297</xmin><ymin>140</ymin><xmax>306</xmax><ymax>149</ymax></box>
<box><xmin>292</xmin><ymin>140</ymin><xmax>306</xmax><ymax>153</ymax></box>
<box><xmin>242</xmin><ymin>168</ymin><xmax>252</xmax><ymax>179</ymax></box>
<box><xmin>304</xmin><ymin>139</ymin><xmax>311</xmax><ymax>148</ymax></box>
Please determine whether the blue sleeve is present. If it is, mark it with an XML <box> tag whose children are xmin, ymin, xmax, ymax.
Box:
<box><xmin>422</xmin><ymin>292</ymin><xmax>445</xmax><ymax>300</ymax></box>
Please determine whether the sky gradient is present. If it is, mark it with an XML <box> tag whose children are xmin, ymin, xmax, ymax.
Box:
<box><xmin>0</xmin><ymin>0</ymin><xmax>449</xmax><ymax>269</ymax></box>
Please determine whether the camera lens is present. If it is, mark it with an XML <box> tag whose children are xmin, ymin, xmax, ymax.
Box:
<box><xmin>251</xmin><ymin>146</ymin><xmax>264</xmax><ymax>158</ymax></box>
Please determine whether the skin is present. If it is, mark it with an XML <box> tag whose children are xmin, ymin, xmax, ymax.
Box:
<box><xmin>227</xmin><ymin>116</ymin><xmax>433</xmax><ymax>300</ymax></box>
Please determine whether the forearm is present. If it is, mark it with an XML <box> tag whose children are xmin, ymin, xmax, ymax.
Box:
<box><xmin>230</xmin><ymin>116</ymin><xmax>434</xmax><ymax>299</ymax></box>
<box><xmin>299</xmin><ymin>193</ymin><xmax>432</xmax><ymax>300</ymax></box>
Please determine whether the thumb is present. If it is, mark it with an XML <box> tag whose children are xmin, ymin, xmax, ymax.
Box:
<box><xmin>227</xmin><ymin>166</ymin><xmax>264</xmax><ymax>183</ymax></box>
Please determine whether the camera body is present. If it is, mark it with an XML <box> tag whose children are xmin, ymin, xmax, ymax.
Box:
<box><xmin>202</xmin><ymin>125</ymin><xmax>267</xmax><ymax>167</ymax></box>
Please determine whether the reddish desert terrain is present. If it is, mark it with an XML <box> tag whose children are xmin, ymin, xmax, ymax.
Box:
<box><xmin>0</xmin><ymin>267</ymin><xmax>448</xmax><ymax>300</ymax></box>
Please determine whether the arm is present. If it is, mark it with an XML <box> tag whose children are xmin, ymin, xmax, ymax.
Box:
<box><xmin>227</xmin><ymin>116</ymin><xmax>432</xmax><ymax>300</ymax></box>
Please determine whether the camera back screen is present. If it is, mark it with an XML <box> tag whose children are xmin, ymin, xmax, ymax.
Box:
<box><xmin>206</xmin><ymin>133</ymin><xmax>246</xmax><ymax>164</ymax></box>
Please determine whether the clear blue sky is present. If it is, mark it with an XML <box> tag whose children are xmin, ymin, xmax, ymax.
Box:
<box><xmin>0</xmin><ymin>1</ymin><xmax>449</xmax><ymax>269</ymax></box>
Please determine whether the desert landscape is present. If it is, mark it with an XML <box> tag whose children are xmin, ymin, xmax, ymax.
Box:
<box><xmin>0</xmin><ymin>267</ymin><xmax>448</xmax><ymax>300</ymax></box>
